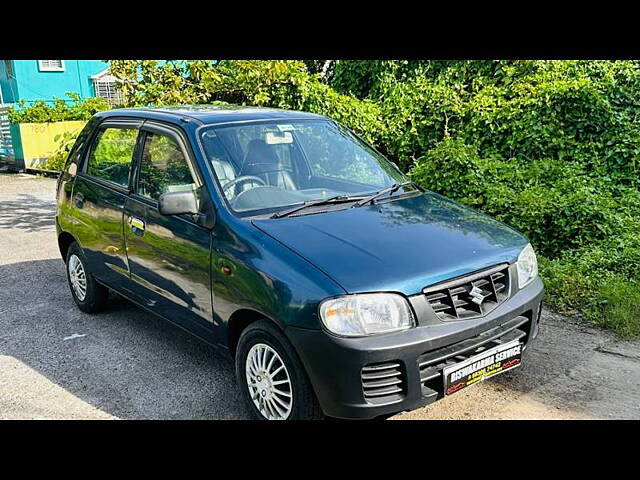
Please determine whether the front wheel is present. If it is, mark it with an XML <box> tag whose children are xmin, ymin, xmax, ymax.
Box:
<box><xmin>235</xmin><ymin>320</ymin><xmax>324</xmax><ymax>420</ymax></box>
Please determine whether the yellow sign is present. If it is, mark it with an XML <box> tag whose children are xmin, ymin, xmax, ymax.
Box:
<box><xmin>17</xmin><ymin>121</ymin><xmax>86</xmax><ymax>169</ymax></box>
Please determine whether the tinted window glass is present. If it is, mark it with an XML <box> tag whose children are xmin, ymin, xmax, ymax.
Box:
<box><xmin>87</xmin><ymin>127</ymin><xmax>138</xmax><ymax>186</ymax></box>
<box><xmin>138</xmin><ymin>132</ymin><xmax>198</xmax><ymax>200</ymax></box>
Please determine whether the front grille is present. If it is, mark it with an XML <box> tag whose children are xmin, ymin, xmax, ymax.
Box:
<box><xmin>423</xmin><ymin>264</ymin><xmax>510</xmax><ymax>321</ymax></box>
<box><xmin>418</xmin><ymin>316</ymin><xmax>530</xmax><ymax>399</ymax></box>
<box><xmin>361</xmin><ymin>361</ymin><xmax>406</xmax><ymax>405</ymax></box>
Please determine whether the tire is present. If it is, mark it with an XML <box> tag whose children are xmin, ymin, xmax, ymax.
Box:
<box><xmin>236</xmin><ymin>320</ymin><xmax>324</xmax><ymax>420</ymax></box>
<box><xmin>65</xmin><ymin>242</ymin><xmax>109</xmax><ymax>313</ymax></box>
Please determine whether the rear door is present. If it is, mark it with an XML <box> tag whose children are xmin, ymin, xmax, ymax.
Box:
<box><xmin>72</xmin><ymin>118</ymin><xmax>142</xmax><ymax>290</ymax></box>
<box><xmin>123</xmin><ymin>122</ymin><xmax>214</xmax><ymax>340</ymax></box>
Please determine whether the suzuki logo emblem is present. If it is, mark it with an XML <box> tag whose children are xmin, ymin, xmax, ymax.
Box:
<box><xmin>469</xmin><ymin>286</ymin><xmax>486</xmax><ymax>305</ymax></box>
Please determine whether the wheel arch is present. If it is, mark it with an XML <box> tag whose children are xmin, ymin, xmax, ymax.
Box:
<box><xmin>227</xmin><ymin>308</ymin><xmax>283</xmax><ymax>359</ymax></box>
<box><xmin>58</xmin><ymin>231</ymin><xmax>77</xmax><ymax>263</ymax></box>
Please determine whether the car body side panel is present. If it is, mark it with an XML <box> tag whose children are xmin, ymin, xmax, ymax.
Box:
<box><xmin>55</xmin><ymin>117</ymin><xmax>103</xmax><ymax>250</ymax></box>
<box><xmin>71</xmin><ymin>174</ymin><xmax>131</xmax><ymax>287</ymax></box>
<box><xmin>56</xmin><ymin>173</ymin><xmax>76</xmax><ymax>240</ymax></box>
<box><xmin>209</xmin><ymin>209</ymin><xmax>346</xmax><ymax>336</ymax></box>
<box><xmin>123</xmin><ymin>194</ymin><xmax>215</xmax><ymax>341</ymax></box>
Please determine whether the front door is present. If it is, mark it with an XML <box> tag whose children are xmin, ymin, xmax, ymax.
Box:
<box><xmin>123</xmin><ymin>123</ymin><xmax>214</xmax><ymax>341</ymax></box>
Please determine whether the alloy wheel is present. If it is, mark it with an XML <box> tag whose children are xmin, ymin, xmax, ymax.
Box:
<box><xmin>68</xmin><ymin>254</ymin><xmax>87</xmax><ymax>301</ymax></box>
<box><xmin>245</xmin><ymin>343</ymin><xmax>293</xmax><ymax>420</ymax></box>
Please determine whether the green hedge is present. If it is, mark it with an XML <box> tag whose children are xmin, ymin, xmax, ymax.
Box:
<box><xmin>7</xmin><ymin>92</ymin><xmax>110</xmax><ymax>124</ymax></box>
<box><xmin>109</xmin><ymin>60</ymin><xmax>388</xmax><ymax>147</ymax></box>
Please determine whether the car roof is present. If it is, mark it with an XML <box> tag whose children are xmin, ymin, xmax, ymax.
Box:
<box><xmin>98</xmin><ymin>104</ymin><xmax>328</xmax><ymax>125</ymax></box>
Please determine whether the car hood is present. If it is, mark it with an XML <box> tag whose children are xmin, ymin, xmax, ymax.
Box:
<box><xmin>252</xmin><ymin>192</ymin><xmax>529</xmax><ymax>295</ymax></box>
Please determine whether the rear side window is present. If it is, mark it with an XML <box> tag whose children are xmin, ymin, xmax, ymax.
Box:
<box><xmin>86</xmin><ymin>127</ymin><xmax>138</xmax><ymax>187</ymax></box>
<box><xmin>137</xmin><ymin>131</ymin><xmax>198</xmax><ymax>200</ymax></box>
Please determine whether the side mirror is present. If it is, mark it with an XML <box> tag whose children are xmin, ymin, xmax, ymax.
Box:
<box><xmin>158</xmin><ymin>191</ymin><xmax>198</xmax><ymax>216</ymax></box>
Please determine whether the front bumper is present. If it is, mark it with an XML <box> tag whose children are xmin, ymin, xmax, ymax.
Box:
<box><xmin>286</xmin><ymin>276</ymin><xmax>544</xmax><ymax>419</ymax></box>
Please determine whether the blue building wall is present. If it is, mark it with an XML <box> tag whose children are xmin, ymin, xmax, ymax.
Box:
<box><xmin>0</xmin><ymin>60</ymin><xmax>109</xmax><ymax>105</ymax></box>
<box><xmin>0</xmin><ymin>61</ymin><xmax>19</xmax><ymax>103</ymax></box>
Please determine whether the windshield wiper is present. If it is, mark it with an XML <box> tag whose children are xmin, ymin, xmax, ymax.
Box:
<box><xmin>352</xmin><ymin>181</ymin><xmax>418</xmax><ymax>208</ymax></box>
<box><xmin>270</xmin><ymin>195</ymin><xmax>365</xmax><ymax>219</ymax></box>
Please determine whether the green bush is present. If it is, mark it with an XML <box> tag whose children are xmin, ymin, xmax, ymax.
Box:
<box><xmin>588</xmin><ymin>278</ymin><xmax>640</xmax><ymax>338</ymax></box>
<box><xmin>409</xmin><ymin>138</ymin><xmax>639</xmax><ymax>258</ymax></box>
<box><xmin>39</xmin><ymin>131</ymin><xmax>78</xmax><ymax>171</ymax></box>
<box><xmin>7</xmin><ymin>92</ymin><xmax>110</xmax><ymax>124</ymax></box>
<box><xmin>331</xmin><ymin>60</ymin><xmax>427</xmax><ymax>99</ymax></box>
<box><xmin>541</xmin><ymin>235</ymin><xmax>640</xmax><ymax>338</ymax></box>
<box><xmin>109</xmin><ymin>60</ymin><xmax>387</xmax><ymax>147</ymax></box>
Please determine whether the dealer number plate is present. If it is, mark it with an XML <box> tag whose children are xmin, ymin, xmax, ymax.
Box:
<box><xmin>443</xmin><ymin>339</ymin><xmax>523</xmax><ymax>396</ymax></box>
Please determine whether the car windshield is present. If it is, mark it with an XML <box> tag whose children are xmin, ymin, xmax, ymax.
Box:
<box><xmin>199</xmin><ymin>120</ymin><xmax>411</xmax><ymax>215</ymax></box>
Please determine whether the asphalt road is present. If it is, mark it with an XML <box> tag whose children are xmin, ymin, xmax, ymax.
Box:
<box><xmin>1</xmin><ymin>172</ymin><xmax>639</xmax><ymax>420</ymax></box>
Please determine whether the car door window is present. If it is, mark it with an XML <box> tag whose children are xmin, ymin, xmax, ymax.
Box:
<box><xmin>86</xmin><ymin>127</ymin><xmax>138</xmax><ymax>187</ymax></box>
<box><xmin>137</xmin><ymin>131</ymin><xmax>199</xmax><ymax>201</ymax></box>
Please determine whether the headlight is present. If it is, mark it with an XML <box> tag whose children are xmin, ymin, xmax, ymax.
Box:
<box><xmin>319</xmin><ymin>293</ymin><xmax>414</xmax><ymax>337</ymax></box>
<box><xmin>516</xmin><ymin>243</ymin><xmax>538</xmax><ymax>289</ymax></box>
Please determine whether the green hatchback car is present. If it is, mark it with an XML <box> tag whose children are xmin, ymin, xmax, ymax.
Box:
<box><xmin>56</xmin><ymin>105</ymin><xmax>543</xmax><ymax>420</ymax></box>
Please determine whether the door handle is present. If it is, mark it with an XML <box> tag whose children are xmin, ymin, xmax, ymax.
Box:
<box><xmin>128</xmin><ymin>216</ymin><xmax>145</xmax><ymax>236</ymax></box>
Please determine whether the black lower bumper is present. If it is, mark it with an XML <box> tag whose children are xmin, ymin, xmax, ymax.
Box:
<box><xmin>285</xmin><ymin>277</ymin><xmax>544</xmax><ymax>420</ymax></box>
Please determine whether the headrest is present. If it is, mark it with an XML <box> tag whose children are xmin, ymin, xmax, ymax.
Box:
<box><xmin>243</xmin><ymin>139</ymin><xmax>282</xmax><ymax>174</ymax></box>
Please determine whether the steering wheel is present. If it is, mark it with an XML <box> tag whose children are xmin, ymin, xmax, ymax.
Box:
<box><xmin>223</xmin><ymin>175</ymin><xmax>267</xmax><ymax>194</ymax></box>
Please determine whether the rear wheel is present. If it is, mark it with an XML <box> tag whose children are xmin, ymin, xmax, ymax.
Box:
<box><xmin>65</xmin><ymin>242</ymin><xmax>109</xmax><ymax>313</ymax></box>
<box><xmin>236</xmin><ymin>320</ymin><xmax>324</xmax><ymax>420</ymax></box>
